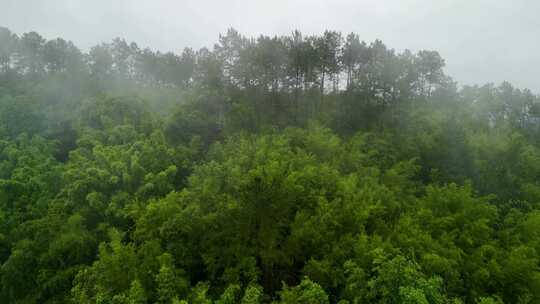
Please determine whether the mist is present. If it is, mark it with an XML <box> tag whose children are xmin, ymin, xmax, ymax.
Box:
<box><xmin>2</xmin><ymin>0</ymin><xmax>540</xmax><ymax>91</ymax></box>
<box><xmin>3</xmin><ymin>2</ymin><xmax>540</xmax><ymax>303</ymax></box>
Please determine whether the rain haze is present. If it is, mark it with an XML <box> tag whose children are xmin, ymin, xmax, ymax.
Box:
<box><xmin>1</xmin><ymin>0</ymin><xmax>539</xmax><ymax>92</ymax></box>
<box><xmin>5</xmin><ymin>1</ymin><xmax>540</xmax><ymax>303</ymax></box>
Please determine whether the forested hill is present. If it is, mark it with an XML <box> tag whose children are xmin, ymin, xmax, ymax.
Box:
<box><xmin>2</xmin><ymin>26</ymin><xmax>540</xmax><ymax>303</ymax></box>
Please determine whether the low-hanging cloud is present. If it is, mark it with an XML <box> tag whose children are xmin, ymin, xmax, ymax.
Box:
<box><xmin>2</xmin><ymin>0</ymin><xmax>539</xmax><ymax>92</ymax></box>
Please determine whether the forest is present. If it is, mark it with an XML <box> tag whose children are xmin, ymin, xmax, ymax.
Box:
<box><xmin>1</xmin><ymin>26</ymin><xmax>540</xmax><ymax>303</ymax></box>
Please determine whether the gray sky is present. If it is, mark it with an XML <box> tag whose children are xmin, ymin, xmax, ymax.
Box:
<box><xmin>1</xmin><ymin>0</ymin><xmax>539</xmax><ymax>92</ymax></box>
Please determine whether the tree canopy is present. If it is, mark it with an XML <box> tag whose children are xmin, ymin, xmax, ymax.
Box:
<box><xmin>1</xmin><ymin>26</ymin><xmax>540</xmax><ymax>303</ymax></box>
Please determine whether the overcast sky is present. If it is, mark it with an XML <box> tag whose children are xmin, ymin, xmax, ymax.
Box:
<box><xmin>1</xmin><ymin>0</ymin><xmax>539</xmax><ymax>92</ymax></box>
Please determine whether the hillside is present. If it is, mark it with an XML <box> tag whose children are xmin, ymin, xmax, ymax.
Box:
<box><xmin>1</xmin><ymin>27</ymin><xmax>540</xmax><ymax>303</ymax></box>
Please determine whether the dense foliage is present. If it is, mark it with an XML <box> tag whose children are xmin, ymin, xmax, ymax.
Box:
<box><xmin>1</xmin><ymin>26</ymin><xmax>540</xmax><ymax>303</ymax></box>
